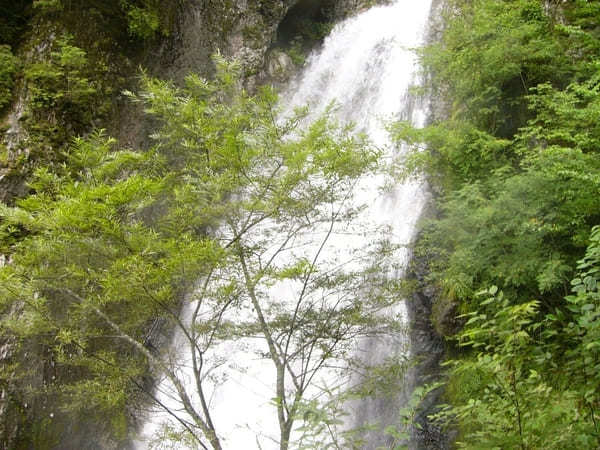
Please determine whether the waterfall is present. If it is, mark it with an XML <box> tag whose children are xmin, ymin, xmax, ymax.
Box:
<box><xmin>134</xmin><ymin>0</ymin><xmax>432</xmax><ymax>448</ymax></box>
<box><xmin>284</xmin><ymin>3</ymin><xmax>433</xmax><ymax>448</ymax></box>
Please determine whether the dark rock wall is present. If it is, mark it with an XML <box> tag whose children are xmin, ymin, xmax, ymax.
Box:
<box><xmin>406</xmin><ymin>244</ymin><xmax>453</xmax><ymax>450</ymax></box>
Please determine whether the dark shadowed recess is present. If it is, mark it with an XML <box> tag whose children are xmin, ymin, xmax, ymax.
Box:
<box><xmin>0</xmin><ymin>0</ymin><xmax>33</xmax><ymax>46</ymax></box>
<box><xmin>276</xmin><ymin>0</ymin><xmax>337</xmax><ymax>47</ymax></box>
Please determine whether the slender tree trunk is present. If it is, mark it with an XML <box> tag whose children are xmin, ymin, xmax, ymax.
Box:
<box><xmin>280</xmin><ymin>421</ymin><xmax>293</xmax><ymax>450</ymax></box>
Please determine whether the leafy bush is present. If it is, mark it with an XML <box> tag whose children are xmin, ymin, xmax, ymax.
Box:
<box><xmin>124</xmin><ymin>4</ymin><xmax>161</xmax><ymax>39</ymax></box>
<box><xmin>25</xmin><ymin>35</ymin><xmax>96</xmax><ymax>115</ymax></box>
<box><xmin>436</xmin><ymin>230</ymin><xmax>600</xmax><ymax>449</ymax></box>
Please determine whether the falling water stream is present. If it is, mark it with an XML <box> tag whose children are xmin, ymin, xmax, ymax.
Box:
<box><xmin>135</xmin><ymin>1</ymin><xmax>432</xmax><ymax>448</ymax></box>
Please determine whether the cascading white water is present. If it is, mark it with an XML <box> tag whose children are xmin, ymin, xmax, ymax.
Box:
<box><xmin>135</xmin><ymin>0</ymin><xmax>432</xmax><ymax>448</ymax></box>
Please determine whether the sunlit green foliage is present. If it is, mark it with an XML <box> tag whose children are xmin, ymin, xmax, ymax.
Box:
<box><xmin>0</xmin><ymin>129</ymin><xmax>197</xmax><ymax>439</ymax></box>
<box><xmin>422</xmin><ymin>0</ymin><xmax>570</xmax><ymax>137</ymax></box>
<box><xmin>397</xmin><ymin>0</ymin><xmax>600</xmax><ymax>308</ymax></box>
<box><xmin>25</xmin><ymin>35</ymin><xmax>103</xmax><ymax>126</ymax></box>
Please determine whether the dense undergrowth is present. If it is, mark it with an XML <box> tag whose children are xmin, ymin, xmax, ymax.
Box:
<box><xmin>395</xmin><ymin>0</ymin><xmax>600</xmax><ymax>447</ymax></box>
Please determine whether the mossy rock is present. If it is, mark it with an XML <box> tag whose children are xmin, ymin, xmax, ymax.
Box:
<box><xmin>431</xmin><ymin>295</ymin><xmax>461</xmax><ymax>338</ymax></box>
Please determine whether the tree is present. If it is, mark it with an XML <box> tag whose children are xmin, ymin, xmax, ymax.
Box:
<box><xmin>0</xmin><ymin>57</ymin><xmax>403</xmax><ymax>449</ymax></box>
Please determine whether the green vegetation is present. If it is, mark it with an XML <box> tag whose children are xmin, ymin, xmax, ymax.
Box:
<box><xmin>0</xmin><ymin>0</ymin><xmax>325</xmax><ymax>446</ymax></box>
<box><xmin>433</xmin><ymin>234</ymin><xmax>600</xmax><ymax>448</ymax></box>
<box><xmin>394</xmin><ymin>0</ymin><xmax>600</xmax><ymax>447</ymax></box>
<box><xmin>0</xmin><ymin>46</ymin><xmax>19</xmax><ymax>111</ymax></box>
<box><xmin>33</xmin><ymin>0</ymin><xmax>175</xmax><ymax>40</ymax></box>
<box><xmin>1</xmin><ymin>34</ymin><xmax>116</xmax><ymax>187</ymax></box>
<box><xmin>24</xmin><ymin>35</ymin><xmax>109</xmax><ymax>132</ymax></box>
<box><xmin>0</xmin><ymin>0</ymin><xmax>154</xmax><ymax>205</ymax></box>
<box><xmin>0</xmin><ymin>58</ymin><xmax>402</xmax><ymax>448</ymax></box>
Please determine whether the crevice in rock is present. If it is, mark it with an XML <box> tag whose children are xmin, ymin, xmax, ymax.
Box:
<box><xmin>276</xmin><ymin>0</ymin><xmax>336</xmax><ymax>49</ymax></box>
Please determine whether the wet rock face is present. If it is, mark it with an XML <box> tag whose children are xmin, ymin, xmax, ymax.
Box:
<box><xmin>265</xmin><ymin>48</ymin><xmax>295</xmax><ymax>82</ymax></box>
<box><xmin>431</xmin><ymin>295</ymin><xmax>462</xmax><ymax>338</ymax></box>
<box><xmin>406</xmin><ymin>250</ymin><xmax>453</xmax><ymax>450</ymax></box>
<box><xmin>150</xmin><ymin>0</ymin><xmax>298</xmax><ymax>87</ymax></box>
